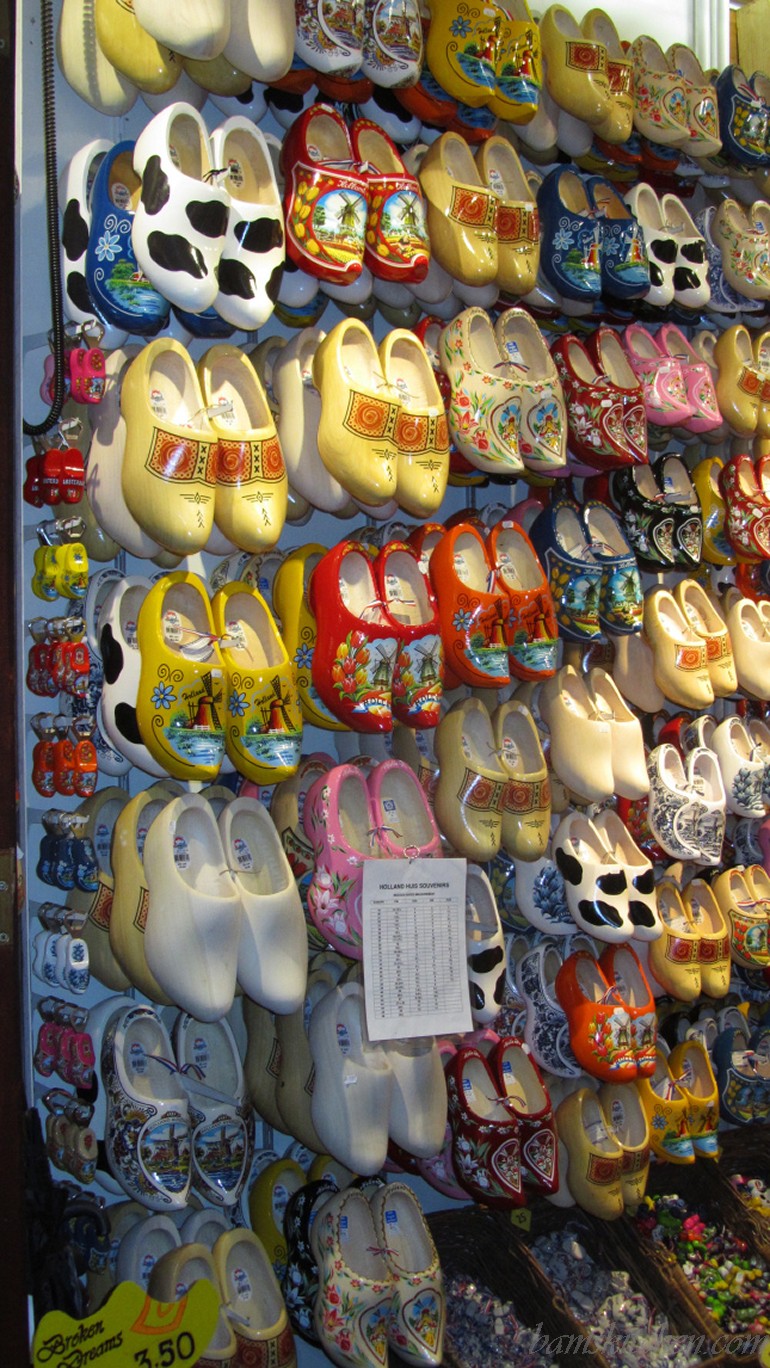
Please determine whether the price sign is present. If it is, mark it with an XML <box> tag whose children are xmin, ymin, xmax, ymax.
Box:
<box><xmin>32</xmin><ymin>1279</ymin><xmax>220</xmax><ymax>1368</ymax></box>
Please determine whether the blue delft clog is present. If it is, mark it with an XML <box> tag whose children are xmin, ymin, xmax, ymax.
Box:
<box><xmin>85</xmin><ymin>141</ymin><xmax>170</xmax><ymax>335</ymax></box>
<box><xmin>529</xmin><ymin>494</ymin><xmax>603</xmax><ymax>641</ymax></box>
<box><xmin>536</xmin><ymin>164</ymin><xmax>602</xmax><ymax>303</ymax></box>
<box><xmin>585</xmin><ymin>175</ymin><xmax>649</xmax><ymax>300</ymax></box>
<box><xmin>581</xmin><ymin>500</ymin><xmax>643</xmax><ymax>635</ymax></box>
<box><xmin>715</xmin><ymin>65</ymin><xmax>770</xmax><ymax>168</ymax></box>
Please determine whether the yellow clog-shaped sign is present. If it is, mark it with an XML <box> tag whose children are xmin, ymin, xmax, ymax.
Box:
<box><xmin>32</xmin><ymin>1278</ymin><xmax>220</xmax><ymax>1368</ymax></box>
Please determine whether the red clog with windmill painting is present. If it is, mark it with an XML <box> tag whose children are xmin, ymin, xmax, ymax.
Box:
<box><xmin>308</xmin><ymin>540</ymin><xmax>401</xmax><ymax>732</ymax></box>
<box><xmin>349</xmin><ymin>119</ymin><xmax>430</xmax><ymax>284</ymax></box>
<box><xmin>280</xmin><ymin>104</ymin><xmax>368</xmax><ymax>285</ymax></box>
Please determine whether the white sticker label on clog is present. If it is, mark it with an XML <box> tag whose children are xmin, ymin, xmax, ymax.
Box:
<box><xmin>111</xmin><ymin>182</ymin><xmax>131</xmax><ymax>211</ymax></box>
<box><xmin>339</xmin><ymin>1214</ymin><xmax>349</xmax><ymax>1241</ymax></box>
<box><xmin>163</xmin><ymin>609</ymin><xmax>183</xmax><ymax>644</ymax></box>
<box><xmin>453</xmin><ymin>552</ymin><xmax>470</xmax><ymax>583</ymax></box>
<box><xmin>136</xmin><ymin>823</ymin><xmax>148</xmax><ymax>859</ymax></box>
<box><xmin>128</xmin><ymin>1041</ymin><xmax>147</xmax><ymax>1076</ymax></box>
<box><xmin>272</xmin><ymin>1182</ymin><xmax>290</xmax><ymax>1226</ymax></box>
<box><xmin>502</xmin><ymin>734</ymin><xmax>519</xmax><ymax>764</ymax></box>
<box><xmin>216</xmin><ymin>393</ymin><xmax>237</xmax><ymax>427</ymax></box>
<box><xmin>173</xmin><ymin>834</ymin><xmax>190</xmax><ymax>870</ymax></box>
<box><xmin>233</xmin><ymin>835</ymin><xmax>254</xmax><ymax>871</ymax></box>
<box><xmin>224</xmin><ymin>619</ymin><xmax>247</xmax><ymax>652</ymax></box>
<box><xmin>232</xmin><ymin>1266</ymin><xmax>252</xmax><ymax>1301</ymax></box>
<box><xmin>149</xmin><ymin>388</ymin><xmax>167</xmax><ymax>420</ymax></box>
<box><xmin>191</xmin><ymin>1034</ymin><xmax>210</xmax><ymax>1074</ymax></box>
<box><xmin>608</xmin><ymin>1096</ymin><xmax>625</xmax><ymax>1131</ymax></box>
<box><xmin>95</xmin><ymin>821</ymin><xmax>111</xmax><ymax>864</ymax></box>
<box><xmin>227</xmin><ymin>157</ymin><xmax>244</xmax><ymax>189</ymax></box>
<box><xmin>336</xmin><ymin>1023</ymin><xmax>351</xmax><ymax>1055</ymax></box>
<box><xmin>384</xmin><ymin>1208</ymin><xmax>399</xmax><ymax>1229</ymax></box>
<box><xmin>140</xmin><ymin>1253</ymin><xmax>157</xmax><ymax>1287</ymax></box>
<box><xmin>487</xmin><ymin>167</ymin><xmax>506</xmax><ymax>199</ymax></box>
<box><xmin>586</xmin><ymin>1118</ymin><xmax>611</xmax><ymax>1146</ymax></box>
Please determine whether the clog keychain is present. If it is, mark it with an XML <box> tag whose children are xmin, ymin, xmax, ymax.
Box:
<box><xmin>30</xmin><ymin>712</ymin><xmax>57</xmax><ymax>797</ymax></box>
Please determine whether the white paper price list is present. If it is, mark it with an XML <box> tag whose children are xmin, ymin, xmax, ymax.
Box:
<box><xmin>362</xmin><ymin>858</ymin><xmax>472</xmax><ymax>1041</ymax></box>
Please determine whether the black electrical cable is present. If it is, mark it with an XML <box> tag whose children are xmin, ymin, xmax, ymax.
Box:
<box><xmin>23</xmin><ymin>0</ymin><xmax>66</xmax><ymax>437</ymax></box>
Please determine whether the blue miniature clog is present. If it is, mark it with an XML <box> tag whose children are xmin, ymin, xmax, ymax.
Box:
<box><xmin>536</xmin><ymin>164</ymin><xmax>602</xmax><ymax>303</ymax></box>
<box><xmin>585</xmin><ymin>176</ymin><xmax>650</xmax><ymax>301</ymax></box>
<box><xmin>85</xmin><ymin>141</ymin><xmax>170</xmax><ymax>335</ymax></box>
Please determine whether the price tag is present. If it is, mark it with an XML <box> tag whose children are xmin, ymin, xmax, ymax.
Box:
<box><xmin>32</xmin><ymin>1279</ymin><xmax>220</xmax><ymax>1368</ymax></box>
<box><xmin>509</xmin><ymin>1208</ymin><xmax>532</xmax><ymax>1232</ymax></box>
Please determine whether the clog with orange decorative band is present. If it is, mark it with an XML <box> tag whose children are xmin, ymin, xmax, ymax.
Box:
<box><xmin>309</xmin><ymin>540</ymin><xmax>401</xmax><ymax>732</ymax></box>
<box><xmin>555</xmin><ymin>1088</ymin><xmax>625</xmax><ymax>1220</ymax></box>
<box><xmin>428</xmin><ymin>523</ymin><xmax>510</xmax><ymax>689</ymax></box>
<box><xmin>120</xmin><ymin>338</ymin><xmax>218</xmax><ymax>556</ymax></box>
<box><xmin>713</xmin><ymin>324</ymin><xmax>761</xmax><ymax>437</ymax></box>
<box><xmin>487</xmin><ymin>519</ymin><xmax>558</xmax><ymax>681</ymax></box>
<box><xmin>378</xmin><ymin>330</ymin><xmax>450</xmax><ymax>519</ymax></box>
<box><xmin>417</xmin><ymin>133</ymin><xmax>498</xmax><ymax>287</ymax></box>
<box><xmin>197</xmin><ymin>344</ymin><xmax>288</xmax><ymax>554</ymax></box>
<box><xmin>312</xmin><ymin>317</ymin><xmax>400</xmax><ymax>506</ymax></box>
<box><xmin>374</xmin><ymin>540</ymin><xmax>444</xmax><ymax>729</ymax></box>
<box><xmin>713</xmin><ymin>864</ymin><xmax>770</xmax><ymax>970</ymax></box>
<box><xmin>681</xmin><ymin>876</ymin><xmax>731</xmax><ymax>998</ymax></box>
<box><xmin>539</xmin><ymin>6</ymin><xmax>610</xmax><ymax>128</ymax></box>
<box><xmin>433</xmin><ymin>697</ymin><xmax>506</xmax><ymax>861</ymax></box>
<box><xmin>491</xmin><ymin>699</ymin><xmax>550</xmax><ymax>862</ymax></box>
<box><xmin>719</xmin><ymin>451</ymin><xmax>770</xmax><ymax>561</ymax></box>
<box><xmin>648</xmin><ymin>879</ymin><xmax>701</xmax><ymax>1001</ymax></box>
<box><xmin>475</xmin><ymin>136</ymin><xmax>539</xmax><ymax>296</ymax></box>
<box><xmin>280</xmin><ymin>105</ymin><xmax>368</xmax><ymax>285</ymax></box>
<box><xmin>349</xmin><ymin>119</ymin><xmax>430</xmax><ymax>284</ymax></box>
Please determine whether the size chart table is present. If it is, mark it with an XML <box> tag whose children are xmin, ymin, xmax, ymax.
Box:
<box><xmin>362</xmin><ymin>858</ymin><xmax>472</xmax><ymax>1040</ymax></box>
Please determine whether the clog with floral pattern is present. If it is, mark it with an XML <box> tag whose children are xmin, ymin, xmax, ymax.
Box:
<box><xmin>309</xmin><ymin>541</ymin><xmax>401</xmax><ymax>732</ymax></box>
<box><xmin>657</xmin><ymin>324</ymin><xmax>723</xmax><ymax>436</ymax></box>
<box><xmin>487</xmin><ymin>1034</ymin><xmax>558</xmax><ymax>1195</ymax></box>
<box><xmin>439</xmin><ymin>307</ymin><xmax>523</xmax><ymax>475</ymax></box>
<box><xmin>718</xmin><ymin>451</ymin><xmax>770</xmax><ymax>561</ymax></box>
<box><xmin>280</xmin><ymin>105</ymin><xmax>368</xmax><ymax>284</ymax></box>
<box><xmin>303</xmin><ymin>763</ymin><xmax>378</xmax><ymax>958</ymax></box>
<box><xmin>492</xmin><ymin>307</ymin><xmax>567</xmax><ymax>473</ymax></box>
<box><xmin>444</xmin><ymin>1044</ymin><xmax>525</xmax><ymax>1208</ymax></box>
<box><xmin>428</xmin><ymin>523</ymin><xmax>510</xmax><ymax>688</ymax></box>
<box><xmin>585</xmin><ymin>175</ymin><xmax>650</xmax><ymax>300</ymax></box>
<box><xmin>621</xmin><ymin>324</ymin><xmax>693</xmax><ymax>427</ymax></box>
<box><xmin>487</xmin><ymin>519</ymin><xmax>558</xmax><ymax>681</ymax></box>
<box><xmin>630</xmin><ymin>35</ymin><xmax>691</xmax><ymax>147</ymax></box>
<box><xmin>294</xmin><ymin>0</ymin><xmax>364</xmax><ymax>77</ymax></box>
<box><xmin>369</xmin><ymin>1183</ymin><xmax>445</xmax><ymax>1366</ymax></box>
<box><xmin>666</xmin><ymin>43</ymin><xmax>721</xmax><ymax>157</ymax></box>
<box><xmin>551</xmin><ymin>333</ymin><xmax>643</xmax><ymax>472</ymax></box>
<box><xmin>311</xmin><ymin>1187</ymin><xmax>394</xmax><ymax>1368</ymax></box>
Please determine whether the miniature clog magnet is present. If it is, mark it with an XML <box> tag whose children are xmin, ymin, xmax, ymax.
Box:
<box><xmin>136</xmin><ymin>572</ymin><xmax>227</xmax><ymax>782</ymax></box>
<box><xmin>211</xmin><ymin>581</ymin><xmax>302</xmax><ymax>785</ymax></box>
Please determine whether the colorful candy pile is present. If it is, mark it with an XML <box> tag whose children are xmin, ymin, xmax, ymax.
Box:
<box><xmin>637</xmin><ymin>1194</ymin><xmax>770</xmax><ymax>1337</ymax></box>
